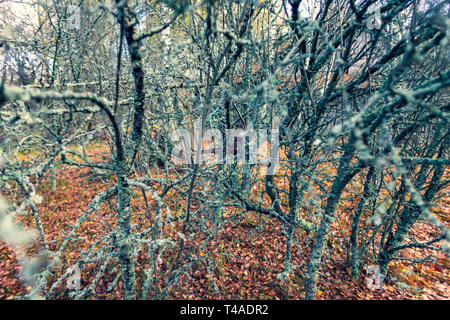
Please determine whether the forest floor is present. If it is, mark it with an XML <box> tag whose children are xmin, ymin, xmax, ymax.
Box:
<box><xmin>0</xmin><ymin>145</ymin><xmax>449</xmax><ymax>300</ymax></box>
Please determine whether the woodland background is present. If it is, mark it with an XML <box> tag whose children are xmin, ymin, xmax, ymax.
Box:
<box><xmin>0</xmin><ymin>0</ymin><xmax>449</xmax><ymax>300</ymax></box>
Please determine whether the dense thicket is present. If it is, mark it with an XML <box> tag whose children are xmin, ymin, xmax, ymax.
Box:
<box><xmin>0</xmin><ymin>0</ymin><xmax>448</xmax><ymax>299</ymax></box>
